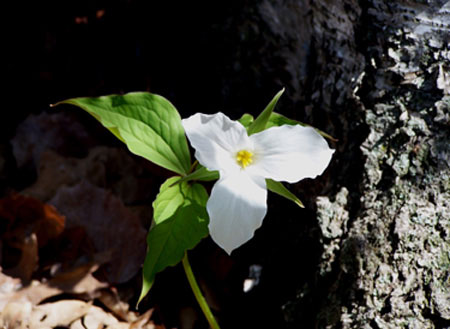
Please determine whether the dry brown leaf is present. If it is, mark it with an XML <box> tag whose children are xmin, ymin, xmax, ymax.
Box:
<box><xmin>70</xmin><ymin>319</ymin><xmax>86</xmax><ymax>329</ymax></box>
<box><xmin>29</xmin><ymin>300</ymin><xmax>91</xmax><ymax>328</ymax></box>
<box><xmin>0</xmin><ymin>300</ymin><xmax>33</xmax><ymax>329</ymax></box>
<box><xmin>49</xmin><ymin>181</ymin><xmax>146</xmax><ymax>283</ymax></box>
<box><xmin>0</xmin><ymin>279</ymin><xmax>59</xmax><ymax>307</ymax></box>
<box><xmin>20</xmin><ymin>262</ymin><xmax>108</xmax><ymax>304</ymax></box>
<box><xmin>0</xmin><ymin>262</ymin><xmax>108</xmax><ymax>309</ymax></box>
<box><xmin>129</xmin><ymin>308</ymin><xmax>160</xmax><ymax>329</ymax></box>
<box><xmin>78</xmin><ymin>146</ymin><xmax>152</xmax><ymax>204</ymax></box>
<box><xmin>70</xmin><ymin>305</ymin><xmax>158</xmax><ymax>329</ymax></box>
<box><xmin>82</xmin><ymin>304</ymin><xmax>128</xmax><ymax>329</ymax></box>
<box><xmin>0</xmin><ymin>270</ymin><xmax>22</xmax><ymax>289</ymax></box>
<box><xmin>0</xmin><ymin>193</ymin><xmax>65</xmax><ymax>248</ymax></box>
<box><xmin>0</xmin><ymin>271</ymin><xmax>159</xmax><ymax>329</ymax></box>
<box><xmin>9</xmin><ymin>280</ymin><xmax>61</xmax><ymax>305</ymax></box>
<box><xmin>0</xmin><ymin>271</ymin><xmax>23</xmax><ymax>309</ymax></box>
<box><xmin>0</xmin><ymin>300</ymin><xmax>90</xmax><ymax>329</ymax></box>
<box><xmin>52</xmin><ymin>226</ymin><xmax>96</xmax><ymax>265</ymax></box>
<box><xmin>24</xmin><ymin>147</ymin><xmax>154</xmax><ymax>204</ymax></box>
<box><xmin>0</xmin><ymin>271</ymin><xmax>58</xmax><ymax>310</ymax></box>
<box><xmin>98</xmin><ymin>287</ymin><xmax>132</xmax><ymax>321</ymax></box>
<box><xmin>48</xmin><ymin>262</ymin><xmax>108</xmax><ymax>295</ymax></box>
<box><xmin>0</xmin><ymin>194</ymin><xmax>65</xmax><ymax>281</ymax></box>
<box><xmin>5</xmin><ymin>233</ymin><xmax>39</xmax><ymax>281</ymax></box>
<box><xmin>11</xmin><ymin>112</ymin><xmax>94</xmax><ymax>168</ymax></box>
<box><xmin>22</xmin><ymin>150</ymin><xmax>80</xmax><ymax>201</ymax></box>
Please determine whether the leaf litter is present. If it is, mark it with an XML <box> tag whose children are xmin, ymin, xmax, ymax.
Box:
<box><xmin>0</xmin><ymin>192</ymin><xmax>160</xmax><ymax>328</ymax></box>
<box><xmin>1</xmin><ymin>112</ymin><xmax>165</xmax><ymax>328</ymax></box>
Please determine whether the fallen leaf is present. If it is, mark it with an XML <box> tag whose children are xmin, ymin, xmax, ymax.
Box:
<box><xmin>130</xmin><ymin>308</ymin><xmax>159</xmax><ymax>329</ymax></box>
<box><xmin>0</xmin><ymin>193</ymin><xmax>65</xmax><ymax>249</ymax></box>
<box><xmin>69</xmin><ymin>305</ymin><xmax>157</xmax><ymax>329</ymax></box>
<box><xmin>0</xmin><ymin>194</ymin><xmax>65</xmax><ymax>281</ymax></box>
<box><xmin>49</xmin><ymin>181</ymin><xmax>146</xmax><ymax>283</ymax></box>
<box><xmin>24</xmin><ymin>147</ymin><xmax>154</xmax><ymax>204</ymax></box>
<box><xmin>4</xmin><ymin>279</ymin><xmax>61</xmax><ymax>305</ymax></box>
<box><xmin>78</xmin><ymin>146</ymin><xmax>153</xmax><ymax>204</ymax></box>
<box><xmin>11</xmin><ymin>112</ymin><xmax>94</xmax><ymax>169</ymax></box>
<box><xmin>0</xmin><ymin>262</ymin><xmax>108</xmax><ymax>308</ymax></box>
<box><xmin>82</xmin><ymin>304</ymin><xmax>127</xmax><ymax>329</ymax></box>
<box><xmin>5</xmin><ymin>233</ymin><xmax>38</xmax><ymax>281</ymax></box>
<box><xmin>51</xmin><ymin>226</ymin><xmax>96</xmax><ymax>266</ymax></box>
<box><xmin>29</xmin><ymin>300</ymin><xmax>91</xmax><ymax>328</ymax></box>
<box><xmin>70</xmin><ymin>319</ymin><xmax>86</xmax><ymax>329</ymax></box>
<box><xmin>0</xmin><ymin>299</ymin><xmax>91</xmax><ymax>329</ymax></box>
<box><xmin>22</xmin><ymin>151</ymin><xmax>80</xmax><ymax>201</ymax></box>
<box><xmin>48</xmin><ymin>262</ymin><xmax>108</xmax><ymax>296</ymax></box>
<box><xmin>98</xmin><ymin>287</ymin><xmax>132</xmax><ymax>321</ymax></box>
<box><xmin>2</xmin><ymin>299</ymin><xmax>154</xmax><ymax>329</ymax></box>
<box><xmin>0</xmin><ymin>270</ymin><xmax>23</xmax><ymax>309</ymax></box>
<box><xmin>0</xmin><ymin>300</ymin><xmax>33</xmax><ymax>329</ymax></box>
<box><xmin>0</xmin><ymin>269</ymin><xmax>159</xmax><ymax>328</ymax></box>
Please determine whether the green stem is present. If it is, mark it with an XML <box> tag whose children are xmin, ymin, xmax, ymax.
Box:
<box><xmin>189</xmin><ymin>160</ymin><xmax>199</xmax><ymax>174</ymax></box>
<box><xmin>182</xmin><ymin>252</ymin><xmax>221</xmax><ymax>329</ymax></box>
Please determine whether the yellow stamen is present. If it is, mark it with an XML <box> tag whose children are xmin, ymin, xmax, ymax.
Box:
<box><xmin>236</xmin><ymin>150</ymin><xmax>253</xmax><ymax>169</ymax></box>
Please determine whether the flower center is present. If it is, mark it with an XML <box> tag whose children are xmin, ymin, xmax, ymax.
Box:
<box><xmin>236</xmin><ymin>150</ymin><xmax>253</xmax><ymax>169</ymax></box>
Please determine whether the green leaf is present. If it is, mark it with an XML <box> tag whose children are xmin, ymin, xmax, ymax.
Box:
<box><xmin>171</xmin><ymin>165</ymin><xmax>219</xmax><ymax>187</ymax></box>
<box><xmin>266</xmin><ymin>112</ymin><xmax>298</xmax><ymax>128</ymax></box>
<box><xmin>267</xmin><ymin>112</ymin><xmax>337</xmax><ymax>141</ymax></box>
<box><xmin>266</xmin><ymin>179</ymin><xmax>304</xmax><ymax>208</ymax></box>
<box><xmin>247</xmin><ymin>88</ymin><xmax>285</xmax><ymax>135</ymax></box>
<box><xmin>138</xmin><ymin>177</ymin><xmax>209</xmax><ymax>304</ymax></box>
<box><xmin>55</xmin><ymin>92</ymin><xmax>191</xmax><ymax>175</ymax></box>
<box><xmin>239</xmin><ymin>111</ymin><xmax>336</xmax><ymax>141</ymax></box>
<box><xmin>152</xmin><ymin>177</ymin><xmax>188</xmax><ymax>224</ymax></box>
<box><xmin>238</xmin><ymin>113</ymin><xmax>254</xmax><ymax>128</ymax></box>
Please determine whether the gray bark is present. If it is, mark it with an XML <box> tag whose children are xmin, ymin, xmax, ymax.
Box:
<box><xmin>268</xmin><ymin>0</ymin><xmax>450</xmax><ymax>328</ymax></box>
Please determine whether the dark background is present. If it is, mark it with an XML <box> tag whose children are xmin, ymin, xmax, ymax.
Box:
<box><xmin>4</xmin><ymin>0</ymin><xmax>302</xmax><ymax>137</ymax></box>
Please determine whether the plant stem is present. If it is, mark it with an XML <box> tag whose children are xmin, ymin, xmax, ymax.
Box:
<box><xmin>189</xmin><ymin>160</ymin><xmax>199</xmax><ymax>174</ymax></box>
<box><xmin>182</xmin><ymin>252</ymin><xmax>221</xmax><ymax>329</ymax></box>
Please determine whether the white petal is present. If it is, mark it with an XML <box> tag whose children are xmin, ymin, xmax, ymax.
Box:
<box><xmin>182</xmin><ymin>113</ymin><xmax>252</xmax><ymax>173</ymax></box>
<box><xmin>207</xmin><ymin>171</ymin><xmax>267</xmax><ymax>254</ymax></box>
<box><xmin>248</xmin><ymin>125</ymin><xmax>334</xmax><ymax>183</ymax></box>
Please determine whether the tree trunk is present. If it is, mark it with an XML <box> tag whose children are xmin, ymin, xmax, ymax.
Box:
<box><xmin>268</xmin><ymin>0</ymin><xmax>450</xmax><ymax>327</ymax></box>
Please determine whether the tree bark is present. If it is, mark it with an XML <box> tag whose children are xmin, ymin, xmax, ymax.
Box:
<box><xmin>269</xmin><ymin>0</ymin><xmax>450</xmax><ymax>328</ymax></box>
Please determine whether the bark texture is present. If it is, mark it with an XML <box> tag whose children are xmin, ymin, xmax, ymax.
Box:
<box><xmin>275</xmin><ymin>0</ymin><xmax>450</xmax><ymax>328</ymax></box>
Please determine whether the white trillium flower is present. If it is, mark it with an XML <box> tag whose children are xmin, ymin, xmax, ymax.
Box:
<box><xmin>182</xmin><ymin>112</ymin><xmax>334</xmax><ymax>254</ymax></box>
